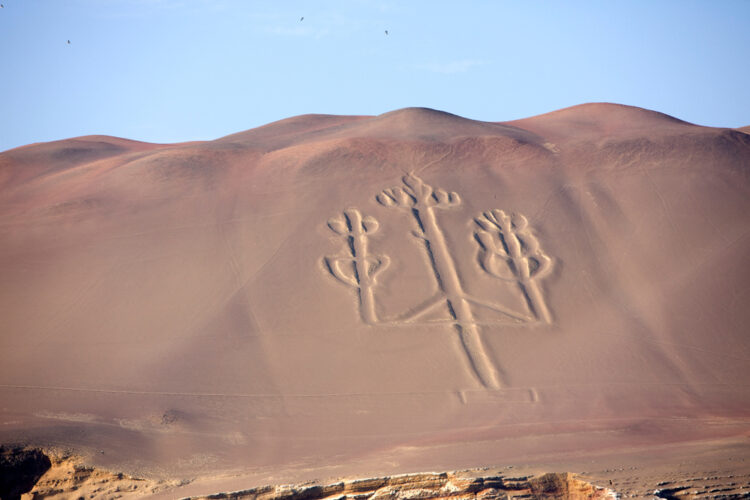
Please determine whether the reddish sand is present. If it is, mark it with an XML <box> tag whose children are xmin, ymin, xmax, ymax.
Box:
<box><xmin>1</xmin><ymin>103</ymin><xmax>749</xmax><ymax>496</ymax></box>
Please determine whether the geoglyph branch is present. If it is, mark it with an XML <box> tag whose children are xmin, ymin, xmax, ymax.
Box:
<box><xmin>376</xmin><ymin>173</ymin><xmax>461</xmax><ymax>211</ymax></box>
<box><xmin>324</xmin><ymin>208</ymin><xmax>388</xmax><ymax>325</ymax></box>
<box><xmin>475</xmin><ymin>209</ymin><xmax>553</xmax><ymax>323</ymax></box>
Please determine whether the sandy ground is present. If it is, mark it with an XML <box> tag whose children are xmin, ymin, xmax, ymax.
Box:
<box><xmin>1</xmin><ymin>103</ymin><xmax>749</xmax><ymax>497</ymax></box>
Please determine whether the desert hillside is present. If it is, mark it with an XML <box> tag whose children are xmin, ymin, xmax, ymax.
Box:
<box><xmin>1</xmin><ymin>103</ymin><xmax>749</xmax><ymax>497</ymax></box>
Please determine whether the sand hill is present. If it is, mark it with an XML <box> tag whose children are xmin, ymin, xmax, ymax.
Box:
<box><xmin>1</xmin><ymin>103</ymin><xmax>749</xmax><ymax>497</ymax></box>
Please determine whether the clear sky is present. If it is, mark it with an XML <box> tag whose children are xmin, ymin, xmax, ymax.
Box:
<box><xmin>1</xmin><ymin>0</ymin><xmax>749</xmax><ymax>152</ymax></box>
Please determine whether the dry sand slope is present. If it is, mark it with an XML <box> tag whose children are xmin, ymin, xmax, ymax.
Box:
<box><xmin>1</xmin><ymin>103</ymin><xmax>749</xmax><ymax>496</ymax></box>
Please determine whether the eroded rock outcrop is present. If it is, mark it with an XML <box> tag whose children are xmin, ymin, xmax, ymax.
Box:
<box><xmin>0</xmin><ymin>447</ymin><xmax>176</xmax><ymax>499</ymax></box>
<box><xmin>188</xmin><ymin>471</ymin><xmax>616</xmax><ymax>500</ymax></box>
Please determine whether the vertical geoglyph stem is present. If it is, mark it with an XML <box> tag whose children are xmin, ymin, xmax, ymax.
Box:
<box><xmin>378</xmin><ymin>174</ymin><xmax>502</xmax><ymax>389</ymax></box>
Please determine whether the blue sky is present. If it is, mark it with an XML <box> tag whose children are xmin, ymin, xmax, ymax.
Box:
<box><xmin>1</xmin><ymin>0</ymin><xmax>748</xmax><ymax>151</ymax></box>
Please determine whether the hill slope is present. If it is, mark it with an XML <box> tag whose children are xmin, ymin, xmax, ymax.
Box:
<box><xmin>1</xmin><ymin>104</ymin><xmax>749</xmax><ymax>495</ymax></box>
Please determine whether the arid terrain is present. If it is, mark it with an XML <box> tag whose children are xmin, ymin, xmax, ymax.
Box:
<box><xmin>1</xmin><ymin>103</ymin><xmax>749</xmax><ymax>498</ymax></box>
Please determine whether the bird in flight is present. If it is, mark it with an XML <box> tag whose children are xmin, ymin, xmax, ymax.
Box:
<box><xmin>300</xmin><ymin>16</ymin><xmax>304</xmax><ymax>21</ymax></box>
<box><xmin>384</xmin><ymin>30</ymin><xmax>388</xmax><ymax>35</ymax></box>
<box><xmin>67</xmin><ymin>40</ymin><xmax>71</xmax><ymax>44</ymax></box>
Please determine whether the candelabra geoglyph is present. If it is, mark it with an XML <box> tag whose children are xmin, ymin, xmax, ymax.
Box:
<box><xmin>323</xmin><ymin>174</ymin><xmax>554</xmax><ymax>389</ymax></box>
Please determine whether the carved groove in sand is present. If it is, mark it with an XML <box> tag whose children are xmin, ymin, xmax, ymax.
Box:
<box><xmin>324</xmin><ymin>174</ymin><xmax>554</xmax><ymax>389</ymax></box>
<box><xmin>324</xmin><ymin>209</ymin><xmax>390</xmax><ymax>326</ymax></box>
<box><xmin>474</xmin><ymin>209</ymin><xmax>553</xmax><ymax>324</ymax></box>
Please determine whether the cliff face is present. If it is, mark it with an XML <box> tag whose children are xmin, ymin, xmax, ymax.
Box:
<box><xmin>11</xmin><ymin>453</ymin><xmax>612</xmax><ymax>500</ymax></box>
<box><xmin>2</xmin><ymin>448</ymin><xmax>175</xmax><ymax>499</ymax></box>
<box><xmin>0</xmin><ymin>447</ymin><xmax>51</xmax><ymax>500</ymax></box>
<box><xmin>10</xmin><ymin>448</ymin><xmax>750</xmax><ymax>500</ymax></box>
<box><xmin>186</xmin><ymin>471</ymin><xmax>614</xmax><ymax>500</ymax></box>
<box><xmin>3</xmin><ymin>447</ymin><xmax>615</xmax><ymax>500</ymax></box>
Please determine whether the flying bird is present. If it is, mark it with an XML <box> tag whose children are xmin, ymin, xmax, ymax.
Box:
<box><xmin>67</xmin><ymin>40</ymin><xmax>71</xmax><ymax>44</ymax></box>
<box><xmin>384</xmin><ymin>30</ymin><xmax>388</xmax><ymax>35</ymax></box>
<box><xmin>300</xmin><ymin>16</ymin><xmax>304</xmax><ymax>21</ymax></box>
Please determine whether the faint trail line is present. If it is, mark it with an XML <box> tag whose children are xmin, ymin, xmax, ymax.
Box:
<box><xmin>413</xmin><ymin>148</ymin><xmax>453</xmax><ymax>176</ymax></box>
<box><xmin>0</xmin><ymin>384</ymin><xmax>533</xmax><ymax>400</ymax></box>
<box><xmin>1</xmin><ymin>381</ymin><xmax>746</xmax><ymax>399</ymax></box>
